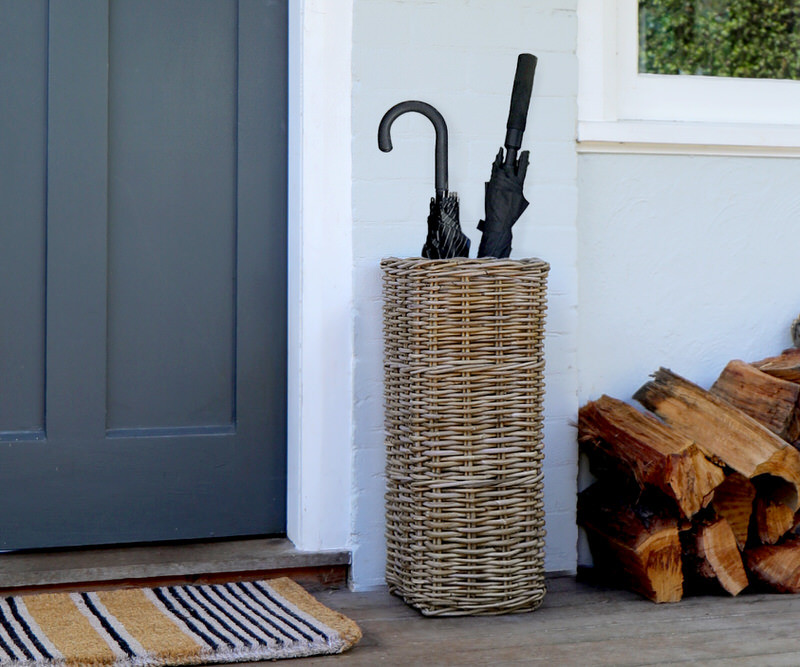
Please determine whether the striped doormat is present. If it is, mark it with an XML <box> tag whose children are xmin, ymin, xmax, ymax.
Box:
<box><xmin>0</xmin><ymin>577</ymin><xmax>361</xmax><ymax>665</ymax></box>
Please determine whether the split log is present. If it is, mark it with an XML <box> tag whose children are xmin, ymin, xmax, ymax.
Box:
<box><xmin>711</xmin><ymin>359</ymin><xmax>800</xmax><ymax>442</ymax></box>
<box><xmin>752</xmin><ymin>349</ymin><xmax>800</xmax><ymax>384</ymax></box>
<box><xmin>745</xmin><ymin>539</ymin><xmax>800</xmax><ymax>593</ymax></box>
<box><xmin>682</xmin><ymin>517</ymin><xmax>748</xmax><ymax>596</ymax></box>
<box><xmin>755</xmin><ymin>497</ymin><xmax>795</xmax><ymax>545</ymax></box>
<box><xmin>634</xmin><ymin>368</ymin><xmax>800</xmax><ymax>511</ymax></box>
<box><xmin>578</xmin><ymin>395</ymin><xmax>724</xmax><ymax>518</ymax></box>
<box><xmin>578</xmin><ymin>484</ymin><xmax>683</xmax><ymax>603</ymax></box>
<box><xmin>711</xmin><ymin>473</ymin><xmax>755</xmax><ymax>551</ymax></box>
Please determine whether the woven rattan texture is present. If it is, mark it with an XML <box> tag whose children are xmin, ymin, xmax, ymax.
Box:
<box><xmin>381</xmin><ymin>257</ymin><xmax>549</xmax><ymax>616</ymax></box>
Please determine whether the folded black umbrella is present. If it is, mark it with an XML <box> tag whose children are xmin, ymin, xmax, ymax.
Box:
<box><xmin>477</xmin><ymin>148</ymin><xmax>529</xmax><ymax>258</ymax></box>
<box><xmin>379</xmin><ymin>101</ymin><xmax>470</xmax><ymax>259</ymax></box>
<box><xmin>478</xmin><ymin>54</ymin><xmax>537</xmax><ymax>259</ymax></box>
<box><xmin>423</xmin><ymin>192</ymin><xmax>469</xmax><ymax>259</ymax></box>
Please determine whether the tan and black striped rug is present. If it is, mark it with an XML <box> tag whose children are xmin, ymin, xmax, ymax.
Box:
<box><xmin>0</xmin><ymin>577</ymin><xmax>361</xmax><ymax>665</ymax></box>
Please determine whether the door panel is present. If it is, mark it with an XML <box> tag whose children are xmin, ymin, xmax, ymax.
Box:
<box><xmin>0</xmin><ymin>0</ymin><xmax>48</xmax><ymax>437</ymax></box>
<box><xmin>106</xmin><ymin>1</ymin><xmax>238</xmax><ymax>431</ymax></box>
<box><xmin>0</xmin><ymin>0</ymin><xmax>287</xmax><ymax>550</ymax></box>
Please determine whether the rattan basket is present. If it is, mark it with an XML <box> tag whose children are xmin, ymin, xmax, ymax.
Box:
<box><xmin>382</xmin><ymin>256</ymin><xmax>549</xmax><ymax>616</ymax></box>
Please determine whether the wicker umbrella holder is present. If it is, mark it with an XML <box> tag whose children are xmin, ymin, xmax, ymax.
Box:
<box><xmin>382</xmin><ymin>257</ymin><xmax>549</xmax><ymax>616</ymax></box>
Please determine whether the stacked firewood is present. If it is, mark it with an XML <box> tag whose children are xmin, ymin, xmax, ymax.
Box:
<box><xmin>578</xmin><ymin>349</ymin><xmax>800</xmax><ymax>603</ymax></box>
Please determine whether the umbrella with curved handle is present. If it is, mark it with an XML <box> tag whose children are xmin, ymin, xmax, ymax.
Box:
<box><xmin>379</xmin><ymin>101</ymin><xmax>470</xmax><ymax>259</ymax></box>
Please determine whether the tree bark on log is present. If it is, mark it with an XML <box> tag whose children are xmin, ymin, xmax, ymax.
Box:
<box><xmin>682</xmin><ymin>517</ymin><xmax>748</xmax><ymax>596</ymax></box>
<box><xmin>752</xmin><ymin>349</ymin><xmax>800</xmax><ymax>384</ymax></box>
<box><xmin>711</xmin><ymin>359</ymin><xmax>800</xmax><ymax>442</ymax></box>
<box><xmin>634</xmin><ymin>368</ymin><xmax>800</xmax><ymax>511</ymax></box>
<box><xmin>578</xmin><ymin>484</ymin><xmax>683</xmax><ymax>603</ymax></box>
<box><xmin>579</xmin><ymin>395</ymin><xmax>724</xmax><ymax>518</ymax></box>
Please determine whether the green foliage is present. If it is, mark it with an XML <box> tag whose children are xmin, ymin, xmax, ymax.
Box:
<box><xmin>639</xmin><ymin>0</ymin><xmax>800</xmax><ymax>79</ymax></box>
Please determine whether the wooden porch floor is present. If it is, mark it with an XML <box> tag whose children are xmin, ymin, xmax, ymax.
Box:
<box><xmin>249</xmin><ymin>575</ymin><xmax>800</xmax><ymax>665</ymax></box>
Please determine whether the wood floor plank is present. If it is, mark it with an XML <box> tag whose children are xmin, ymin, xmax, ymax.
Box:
<box><xmin>327</xmin><ymin>607</ymin><xmax>800</xmax><ymax>648</ymax></box>
<box><xmin>241</xmin><ymin>579</ymin><xmax>800</xmax><ymax>666</ymax></box>
<box><xmin>681</xmin><ymin>655</ymin><xmax>800</xmax><ymax>666</ymax></box>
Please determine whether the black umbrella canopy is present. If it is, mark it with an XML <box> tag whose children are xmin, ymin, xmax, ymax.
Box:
<box><xmin>477</xmin><ymin>148</ymin><xmax>529</xmax><ymax>258</ymax></box>
<box><xmin>378</xmin><ymin>101</ymin><xmax>470</xmax><ymax>259</ymax></box>
<box><xmin>423</xmin><ymin>193</ymin><xmax>469</xmax><ymax>259</ymax></box>
<box><xmin>477</xmin><ymin>54</ymin><xmax>537</xmax><ymax>259</ymax></box>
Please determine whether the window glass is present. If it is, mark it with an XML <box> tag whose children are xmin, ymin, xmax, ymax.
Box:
<box><xmin>639</xmin><ymin>0</ymin><xmax>800</xmax><ymax>80</ymax></box>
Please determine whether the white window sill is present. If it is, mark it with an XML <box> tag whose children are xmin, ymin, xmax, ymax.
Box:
<box><xmin>577</xmin><ymin>120</ymin><xmax>800</xmax><ymax>157</ymax></box>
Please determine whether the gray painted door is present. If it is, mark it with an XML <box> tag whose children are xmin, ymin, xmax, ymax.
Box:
<box><xmin>0</xmin><ymin>0</ymin><xmax>287</xmax><ymax>549</ymax></box>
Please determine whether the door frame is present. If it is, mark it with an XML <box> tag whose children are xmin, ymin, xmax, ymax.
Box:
<box><xmin>286</xmin><ymin>0</ymin><xmax>354</xmax><ymax>554</ymax></box>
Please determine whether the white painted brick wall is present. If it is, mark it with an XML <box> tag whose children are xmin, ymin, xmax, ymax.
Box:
<box><xmin>351</xmin><ymin>0</ymin><xmax>579</xmax><ymax>588</ymax></box>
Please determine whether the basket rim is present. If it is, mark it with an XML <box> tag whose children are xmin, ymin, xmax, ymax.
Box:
<box><xmin>380</xmin><ymin>256</ymin><xmax>549</xmax><ymax>269</ymax></box>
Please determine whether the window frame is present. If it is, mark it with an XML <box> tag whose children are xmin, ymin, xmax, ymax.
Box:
<box><xmin>578</xmin><ymin>0</ymin><xmax>800</xmax><ymax>154</ymax></box>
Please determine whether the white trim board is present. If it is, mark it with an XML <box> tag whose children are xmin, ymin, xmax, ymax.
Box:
<box><xmin>577</xmin><ymin>120</ymin><xmax>800</xmax><ymax>157</ymax></box>
<box><xmin>286</xmin><ymin>0</ymin><xmax>354</xmax><ymax>555</ymax></box>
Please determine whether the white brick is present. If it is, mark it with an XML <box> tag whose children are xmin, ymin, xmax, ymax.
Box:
<box><xmin>352</xmin><ymin>262</ymin><xmax>383</xmax><ymax>302</ymax></box>
<box><xmin>545</xmin><ymin>294</ymin><xmax>578</xmax><ymax>334</ymax></box>
<box><xmin>521</xmin><ymin>222</ymin><xmax>576</xmax><ymax>260</ymax></box>
<box><xmin>458</xmin><ymin>97</ymin><xmax>576</xmax><ymax>154</ymax></box>
<box><xmin>543</xmin><ymin>418</ymin><xmax>579</xmax><ymax>467</ymax></box>
<box><xmin>353</xmin><ymin>402</ymin><xmax>383</xmax><ymax>441</ymax></box>
<box><xmin>527</xmin><ymin>183</ymin><xmax>579</xmax><ymax>228</ymax></box>
<box><xmin>353</xmin><ymin>445</ymin><xmax>386</xmax><ymax>492</ymax></box>
<box><xmin>544</xmin><ymin>510</ymin><xmax>578</xmax><ymax>572</ymax></box>
<box><xmin>544</xmin><ymin>463</ymin><xmax>579</xmax><ymax>514</ymax></box>
<box><xmin>352</xmin><ymin>1</ymin><xmax>412</xmax><ymax>49</ymax></box>
<box><xmin>544</xmin><ymin>331</ymin><xmax>577</xmax><ymax>367</ymax></box>
<box><xmin>352</xmin><ymin>178</ymin><xmax>427</xmax><ymax>225</ymax></box>
<box><xmin>543</xmin><ymin>371</ymin><xmax>579</xmax><ymax>420</ymax></box>
<box><xmin>455</xmin><ymin>7</ymin><xmax>577</xmax><ymax>54</ymax></box>
<box><xmin>528</xmin><ymin>141</ymin><xmax>578</xmax><ymax>185</ymax></box>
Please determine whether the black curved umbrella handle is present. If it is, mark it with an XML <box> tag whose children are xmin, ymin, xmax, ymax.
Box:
<box><xmin>378</xmin><ymin>101</ymin><xmax>448</xmax><ymax>200</ymax></box>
